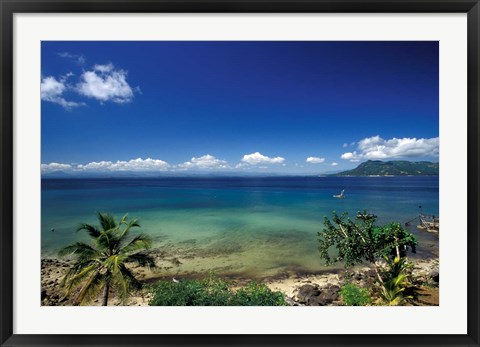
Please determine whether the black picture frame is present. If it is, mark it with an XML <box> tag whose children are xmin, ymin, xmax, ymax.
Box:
<box><xmin>1</xmin><ymin>1</ymin><xmax>479</xmax><ymax>346</ymax></box>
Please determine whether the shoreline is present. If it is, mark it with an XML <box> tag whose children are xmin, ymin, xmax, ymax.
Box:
<box><xmin>41</xmin><ymin>249</ymin><xmax>439</xmax><ymax>306</ymax></box>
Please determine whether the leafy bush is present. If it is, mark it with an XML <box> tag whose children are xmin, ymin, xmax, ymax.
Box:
<box><xmin>230</xmin><ymin>282</ymin><xmax>286</xmax><ymax>306</ymax></box>
<box><xmin>340</xmin><ymin>283</ymin><xmax>371</xmax><ymax>306</ymax></box>
<box><xmin>148</xmin><ymin>276</ymin><xmax>286</xmax><ymax>306</ymax></box>
<box><xmin>318</xmin><ymin>211</ymin><xmax>417</xmax><ymax>267</ymax></box>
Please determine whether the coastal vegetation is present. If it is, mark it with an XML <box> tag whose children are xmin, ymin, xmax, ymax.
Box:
<box><xmin>333</xmin><ymin>160</ymin><xmax>439</xmax><ymax>176</ymax></box>
<box><xmin>378</xmin><ymin>255</ymin><xmax>413</xmax><ymax>305</ymax></box>
<box><xmin>47</xmin><ymin>210</ymin><xmax>438</xmax><ymax>307</ymax></box>
<box><xmin>58</xmin><ymin>213</ymin><xmax>155</xmax><ymax>306</ymax></box>
<box><xmin>340</xmin><ymin>283</ymin><xmax>372</xmax><ymax>306</ymax></box>
<box><xmin>148</xmin><ymin>275</ymin><xmax>286</xmax><ymax>306</ymax></box>
<box><xmin>318</xmin><ymin>211</ymin><xmax>417</xmax><ymax>305</ymax></box>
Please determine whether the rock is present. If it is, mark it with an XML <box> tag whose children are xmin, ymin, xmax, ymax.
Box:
<box><xmin>319</xmin><ymin>289</ymin><xmax>338</xmax><ymax>303</ymax></box>
<box><xmin>327</xmin><ymin>285</ymin><xmax>341</xmax><ymax>294</ymax></box>
<box><xmin>296</xmin><ymin>284</ymin><xmax>320</xmax><ymax>304</ymax></box>
<box><xmin>295</xmin><ymin>283</ymin><xmax>341</xmax><ymax>306</ymax></box>
<box><xmin>307</xmin><ymin>295</ymin><xmax>324</xmax><ymax>306</ymax></box>
<box><xmin>284</xmin><ymin>297</ymin><xmax>300</xmax><ymax>306</ymax></box>
<box><xmin>310</xmin><ymin>286</ymin><xmax>340</xmax><ymax>306</ymax></box>
<box><xmin>366</xmin><ymin>269</ymin><xmax>377</xmax><ymax>279</ymax></box>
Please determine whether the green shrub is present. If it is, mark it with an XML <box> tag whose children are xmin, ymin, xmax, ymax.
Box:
<box><xmin>148</xmin><ymin>277</ymin><xmax>231</xmax><ymax>306</ymax></box>
<box><xmin>340</xmin><ymin>283</ymin><xmax>372</xmax><ymax>306</ymax></box>
<box><xmin>231</xmin><ymin>282</ymin><xmax>287</xmax><ymax>306</ymax></box>
<box><xmin>148</xmin><ymin>276</ymin><xmax>286</xmax><ymax>306</ymax></box>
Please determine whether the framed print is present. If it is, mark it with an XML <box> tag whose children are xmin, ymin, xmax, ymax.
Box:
<box><xmin>0</xmin><ymin>1</ymin><xmax>479</xmax><ymax>346</ymax></box>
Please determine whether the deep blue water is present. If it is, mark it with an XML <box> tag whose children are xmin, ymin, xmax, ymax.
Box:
<box><xmin>41</xmin><ymin>176</ymin><xmax>439</xmax><ymax>277</ymax></box>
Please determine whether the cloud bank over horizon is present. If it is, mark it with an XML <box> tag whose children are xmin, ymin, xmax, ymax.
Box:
<box><xmin>41</xmin><ymin>152</ymin><xmax>289</xmax><ymax>174</ymax></box>
<box><xmin>239</xmin><ymin>152</ymin><xmax>285</xmax><ymax>166</ymax></box>
<box><xmin>41</xmin><ymin>139</ymin><xmax>440</xmax><ymax>175</ymax></box>
<box><xmin>178</xmin><ymin>155</ymin><xmax>228</xmax><ymax>170</ymax></box>
<box><xmin>341</xmin><ymin>136</ymin><xmax>439</xmax><ymax>162</ymax></box>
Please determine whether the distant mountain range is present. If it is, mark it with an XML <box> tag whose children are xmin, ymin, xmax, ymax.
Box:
<box><xmin>333</xmin><ymin>160</ymin><xmax>439</xmax><ymax>176</ymax></box>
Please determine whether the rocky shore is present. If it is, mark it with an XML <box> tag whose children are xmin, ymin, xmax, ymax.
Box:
<box><xmin>266</xmin><ymin>257</ymin><xmax>439</xmax><ymax>306</ymax></box>
<box><xmin>41</xmin><ymin>255</ymin><xmax>439</xmax><ymax>306</ymax></box>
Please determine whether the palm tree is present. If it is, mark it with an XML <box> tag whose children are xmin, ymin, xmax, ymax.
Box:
<box><xmin>59</xmin><ymin>213</ymin><xmax>155</xmax><ymax>306</ymax></box>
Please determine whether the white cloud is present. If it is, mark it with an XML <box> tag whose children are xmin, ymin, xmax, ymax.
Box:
<box><xmin>341</xmin><ymin>135</ymin><xmax>439</xmax><ymax>162</ymax></box>
<box><xmin>93</xmin><ymin>63</ymin><xmax>114</xmax><ymax>73</ymax></box>
<box><xmin>58</xmin><ymin>52</ymin><xmax>85</xmax><ymax>65</ymax></box>
<box><xmin>77</xmin><ymin>63</ymin><xmax>136</xmax><ymax>103</ymax></box>
<box><xmin>42</xmin><ymin>158</ymin><xmax>170</xmax><ymax>173</ymax></box>
<box><xmin>240</xmin><ymin>152</ymin><xmax>285</xmax><ymax>165</ymax></box>
<box><xmin>41</xmin><ymin>76</ymin><xmax>65</xmax><ymax>99</ymax></box>
<box><xmin>78</xmin><ymin>158</ymin><xmax>170</xmax><ymax>172</ymax></box>
<box><xmin>331</xmin><ymin>162</ymin><xmax>339</xmax><ymax>166</ymax></box>
<box><xmin>41</xmin><ymin>76</ymin><xmax>83</xmax><ymax>109</ymax></box>
<box><xmin>76</xmin><ymin>161</ymin><xmax>113</xmax><ymax>171</ymax></box>
<box><xmin>178</xmin><ymin>154</ymin><xmax>228</xmax><ymax>170</ymax></box>
<box><xmin>342</xmin><ymin>143</ymin><xmax>348</xmax><ymax>148</ymax></box>
<box><xmin>340</xmin><ymin>152</ymin><xmax>360</xmax><ymax>162</ymax></box>
<box><xmin>41</xmin><ymin>162</ymin><xmax>73</xmax><ymax>173</ymax></box>
<box><xmin>306</xmin><ymin>156</ymin><xmax>325</xmax><ymax>164</ymax></box>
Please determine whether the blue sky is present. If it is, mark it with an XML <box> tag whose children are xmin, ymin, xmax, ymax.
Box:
<box><xmin>41</xmin><ymin>41</ymin><xmax>439</xmax><ymax>175</ymax></box>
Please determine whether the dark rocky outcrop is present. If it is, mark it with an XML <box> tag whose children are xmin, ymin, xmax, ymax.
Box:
<box><xmin>295</xmin><ymin>284</ymin><xmax>340</xmax><ymax>306</ymax></box>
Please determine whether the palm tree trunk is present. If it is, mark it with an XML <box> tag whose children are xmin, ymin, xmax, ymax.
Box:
<box><xmin>102</xmin><ymin>280</ymin><xmax>110</xmax><ymax>306</ymax></box>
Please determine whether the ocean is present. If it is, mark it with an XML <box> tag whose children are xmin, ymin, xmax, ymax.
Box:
<box><xmin>41</xmin><ymin>176</ymin><xmax>439</xmax><ymax>278</ymax></box>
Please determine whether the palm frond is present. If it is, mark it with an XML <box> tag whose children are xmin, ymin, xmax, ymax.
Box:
<box><xmin>61</xmin><ymin>263</ymin><xmax>98</xmax><ymax>296</ymax></box>
<box><xmin>103</xmin><ymin>254</ymin><xmax>126</xmax><ymax>273</ymax></box>
<box><xmin>58</xmin><ymin>242</ymin><xmax>100</xmax><ymax>259</ymax></box>
<box><xmin>76</xmin><ymin>271</ymin><xmax>105</xmax><ymax>305</ymax></box>
<box><xmin>118</xmin><ymin>264</ymin><xmax>142</xmax><ymax>291</ymax></box>
<box><xmin>119</xmin><ymin>213</ymin><xmax>129</xmax><ymax>225</ymax></box>
<box><xmin>76</xmin><ymin>223</ymin><xmax>100</xmax><ymax>238</ymax></box>
<box><xmin>120</xmin><ymin>234</ymin><xmax>152</xmax><ymax>254</ymax></box>
<box><xmin>111</xmin><ymin>265</ymin><xmax>141</xmax><ymax>304</ymax></box>
<box><xmin>112</xmin><ymin>220</ymin><xmax>140</xmax><ymax>253</ymax></box>
<box><xmin>125</xmin><ymin>252</ymin><xmax>156</xmax><ymax>269</ymax></box>
<box><xmin>96</xmin><ymin>230</ymin><xmax>115</xmax><ymax>253</ymax></box>
<box><xmin>97</xmin><ymin>212</ymin><xmax>117</xmax><ymax>232</ymax></box>
<box><xmin>114</xmin><ymin>219</ymin><xmax>141</xmax><ymax>251</ymax></box>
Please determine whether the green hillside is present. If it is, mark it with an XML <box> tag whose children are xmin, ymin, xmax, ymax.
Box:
<box><xmin>333</xmin><ymin>160</ymin><xmax>439</xmax><ymax>176</ymax></box>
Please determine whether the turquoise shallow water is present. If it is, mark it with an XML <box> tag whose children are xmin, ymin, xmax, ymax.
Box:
<box><xmin>41</xmin><ymin>176</ymin><xmax>439</xmax><ymax>278</ymax></box>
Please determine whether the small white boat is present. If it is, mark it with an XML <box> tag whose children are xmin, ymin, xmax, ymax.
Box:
<box><xmin>333</xmin><ymin>189</ymin><xmax>345</xmax><ymax>199</ymax></box>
